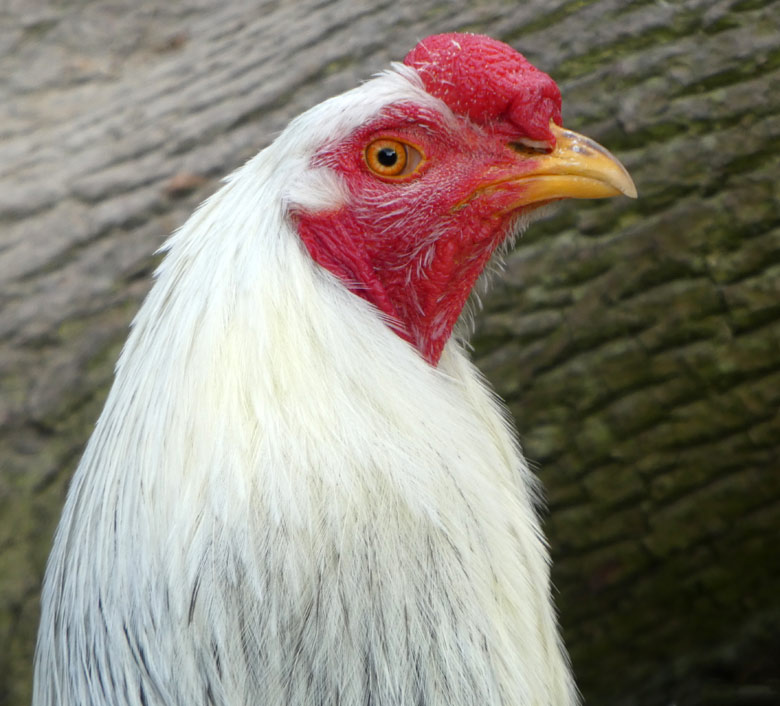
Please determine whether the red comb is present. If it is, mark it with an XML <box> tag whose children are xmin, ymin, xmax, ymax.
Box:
<box><xmin>403</xmin><ymin>33</ymin><xmax>562</xmax><ymax>143</ymax></box>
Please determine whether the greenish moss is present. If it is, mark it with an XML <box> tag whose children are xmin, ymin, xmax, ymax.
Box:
<box><xmin>502</xmin><ymin>0</ymin><xmax>600</xmax><ymax>41</ymax></box>
<box><xmin>554</xmin><ymin>18</ymin><xmax>699</xmax><ymax>82</ymax></box>
<box><xmin>583</xmin><ymin>463</ymin><xmax>645</xmax><ymax>508</ymax></box>
<box><xmin>733</xmin><ymin>0</ymin><xmax>778</xmax><ymax>14</ymax></box>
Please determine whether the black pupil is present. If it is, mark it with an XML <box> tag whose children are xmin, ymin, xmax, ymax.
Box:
<box><xmin>377</xmin><ymin>147</ymin><xmax>398</xmax><ymax>167</ymax></box>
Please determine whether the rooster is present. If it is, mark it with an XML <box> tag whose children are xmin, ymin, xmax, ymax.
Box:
<box><xmin>34</xmin><ymin>33</ymin><xmax>635</xmax><ymax>706</ymax></box>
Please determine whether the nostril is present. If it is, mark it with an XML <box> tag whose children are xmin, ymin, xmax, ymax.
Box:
<box><xmin>508</xmin><ymin>138</ymin><xmax>552</xmax><ymax>155</ymax></box>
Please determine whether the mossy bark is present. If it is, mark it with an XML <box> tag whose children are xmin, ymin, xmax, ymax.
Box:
<box><xmin>1</xmin><ymin>0</ymin><xmax>778</xmax><ymax>704</ymax></box>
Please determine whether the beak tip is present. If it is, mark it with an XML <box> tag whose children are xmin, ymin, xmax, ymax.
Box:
<box><xmin>612</xmin><ymin>168</ymin><xmax>637</xmax><ymax>199</ymax></box>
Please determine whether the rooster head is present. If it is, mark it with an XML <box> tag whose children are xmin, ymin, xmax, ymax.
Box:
<box><xmin>290</xmin><ymin>33</ymin><xmax>636</xmax><ymax>365</ymax></box>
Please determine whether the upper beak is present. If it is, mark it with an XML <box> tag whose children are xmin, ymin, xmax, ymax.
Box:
<box><xmin>500</xmin><ymin>122</ymin><xmax>637</xmax><ymax>208</ymax></box>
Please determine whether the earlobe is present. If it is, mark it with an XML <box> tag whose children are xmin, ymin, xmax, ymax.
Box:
<box><xmin>285</xmin><ymin>167</ymin><xmax>350</xmax><ymax>213</ymax></box>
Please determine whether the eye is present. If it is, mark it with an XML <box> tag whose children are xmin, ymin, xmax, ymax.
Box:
<box><xmin>365</xmin><ymin>138</ymin><xmax>424</xmax><ymax>178</ymax></box>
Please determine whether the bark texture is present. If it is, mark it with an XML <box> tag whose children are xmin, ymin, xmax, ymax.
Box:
<box><xmin>1</xmin><ymin>0</ymin><xmax>778</xmax><ymax>704</ymax></box>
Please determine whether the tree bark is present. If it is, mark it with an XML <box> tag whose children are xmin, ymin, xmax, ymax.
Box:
<box><xmin>1</xmin><ymin>0</ymin><xmax>778</xmax><ymax>704</ymax></box>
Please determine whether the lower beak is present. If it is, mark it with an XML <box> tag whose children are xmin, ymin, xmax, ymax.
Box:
<box><xmin>501</xmin><ymin>122</ymin><xmax>637</xmax><ymax>208</ymax></box>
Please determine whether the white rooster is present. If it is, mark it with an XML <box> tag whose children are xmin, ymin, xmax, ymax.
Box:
<box><xmin>34</xmin><ymin>33</ymin><xmax>635</xmax><ymax>706</ymax></box>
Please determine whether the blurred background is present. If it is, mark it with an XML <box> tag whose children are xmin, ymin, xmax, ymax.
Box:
<box><xmin>1</xmin><ymin>0</ymin><xmax>778</xmax><ymax>704</ymax></box>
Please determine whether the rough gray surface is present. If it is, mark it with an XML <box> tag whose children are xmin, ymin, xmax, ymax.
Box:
<box><xmin>1</xmin><ymin>0</ymin><xmax>779</xmax><ymax>704</ymax></box>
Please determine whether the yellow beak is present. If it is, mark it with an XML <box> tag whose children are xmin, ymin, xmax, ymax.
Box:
<box><xmin>504</xmin><ymin>122</ymin><xmax>637</xmax><ymax>207</ymax></box>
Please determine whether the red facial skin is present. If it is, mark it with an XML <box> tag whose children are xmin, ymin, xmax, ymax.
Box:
<box><xmin>295</xmin><ymin>34</ymin><xmax>562</xmax><ymax>366</ymax></box>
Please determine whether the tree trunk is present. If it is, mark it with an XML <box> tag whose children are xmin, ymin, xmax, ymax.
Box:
<box><xmin>1</xmin><ymin>1</ymin><xmax>778</xmax><ymax>704</ymax></box>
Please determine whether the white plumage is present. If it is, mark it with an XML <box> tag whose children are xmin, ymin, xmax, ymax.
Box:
<box><xmin>34</xmin><ymin>36</ymin><xmax>636</xmax><ymax>704</ymax></box>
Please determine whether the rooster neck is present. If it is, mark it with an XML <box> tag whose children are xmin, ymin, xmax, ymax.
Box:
<box><xmin>117</xmin><ymin>198</ymin><xmax>510</xmax><ymax>516</ymax></box>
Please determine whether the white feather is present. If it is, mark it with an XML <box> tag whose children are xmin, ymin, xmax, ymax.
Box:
<box><xmin>34</xmin><ymin>66</ymin><xmax>576</xmax><ymax>706</ymax></box>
